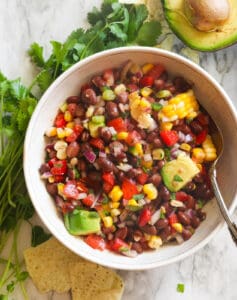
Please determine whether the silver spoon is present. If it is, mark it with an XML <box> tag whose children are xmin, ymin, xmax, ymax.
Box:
<box><xmin>209</xmin><ymin>127</ymin><xmax>237</xmax><ymax>244</ymax></box>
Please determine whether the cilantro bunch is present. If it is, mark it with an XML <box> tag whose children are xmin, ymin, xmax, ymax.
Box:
<box><xmin>29</xmin><ymin>0</ymin><xmax>161</xmax><ymax>95</ymax></box>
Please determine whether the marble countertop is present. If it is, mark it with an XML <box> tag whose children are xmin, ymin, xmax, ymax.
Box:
<box><xmin>0</xmin><ymin>1</ymin><xmax>237</xmax><ymax>299</ymax></box>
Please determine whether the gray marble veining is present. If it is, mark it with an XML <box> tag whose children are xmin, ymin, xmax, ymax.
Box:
<box><xmin>0</xmin><ymin>1</ymin><xmax>237</xmax><ymax>299</ymax></box>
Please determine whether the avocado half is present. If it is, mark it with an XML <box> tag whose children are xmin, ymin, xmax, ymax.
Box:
<box><xmin>162</xmin><ymin>0</ymin><xmax>237</xmax><ymax>51</ymax></box>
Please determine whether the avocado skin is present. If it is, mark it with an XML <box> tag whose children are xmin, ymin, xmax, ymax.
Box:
<box><xmin>64</xmin><ymin>209</ymin><xmax>101</xmax><ymax>236</ymax></box>
<box><xmin>161</xmin><ymin>156</ymin><xmax>200</xmax><ymax>192</ymax></box>
<box><xmin>162</xmin><ymin>0</ymin><xmax>237</xmax><ymax>51</ymax></box>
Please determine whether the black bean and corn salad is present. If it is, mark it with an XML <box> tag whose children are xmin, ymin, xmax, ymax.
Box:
<box><xmin>40</xmin><ymin>60</ymin><xmax>217</xmax><ymax>256</ymax></box>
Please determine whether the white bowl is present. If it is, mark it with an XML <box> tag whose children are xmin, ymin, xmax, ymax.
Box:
<box><xmin>24</xmin><ymin>47</ymin><xmax>237</xmax><ymax>270</ymax></box>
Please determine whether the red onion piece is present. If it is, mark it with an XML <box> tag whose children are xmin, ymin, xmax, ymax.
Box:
<box><xmin>84</xmin><ymin>149</ymin><xmax>96</xmax><ymax>163</ymax></box>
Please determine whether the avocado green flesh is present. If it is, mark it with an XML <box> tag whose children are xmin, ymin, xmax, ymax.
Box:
<box><xmin>161</xmin><ymin>156</ymin><xmax>200</xmax><ymax>192</ymax></box>
<box><xmin>162</xmin><ymin>0</ymin><xmax>237</xmax><ymax>51</ymax></box>
<box><xmin>64</xmin><ymin>209</ymin><xmax>101</xmax><ymax>236</ymax></box>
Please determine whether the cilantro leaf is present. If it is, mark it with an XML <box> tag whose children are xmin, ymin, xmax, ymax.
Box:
<box><xmin>10</xmin><ymin>79</ymin><xmax>28</xmax><ymax>100</ymax></box>
<box><xmin>177</xmin><ymin>283</ymin><xmax>185</xmax><ymax>293</ymax></box>
<box><xmin>31</xmin><ymin>226</ymin><xmax>51</xmax><ymax>247</ymax></box>
<box><xmin>173</xmin><ymin>174</ymin><xmax>183</xmax><ymax>182</ymax></box>
<box><xmin>28</xmin><ymin>42</ymin><xmax>45</xmax><ymax>68</ymax></box>
<box><xmin>127</xmin><ymin>4</ymin><xmax>148</xmax><ymax>42</ymax></box>
<box><xmin>34</xmin><ymin>69</ymin><xmax>53</xmax><ymax>93</ymax></box>
<box><xmin>137</xmin><ymin>21</ymin><xmax>162</xmax><ymax>46</ymax></box>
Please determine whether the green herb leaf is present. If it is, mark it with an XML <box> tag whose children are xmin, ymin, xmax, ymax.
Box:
<box><xmin>173</xmin><ymin>174</ymin><xmax>183</xmax><ymax>182</ymax></box>
<box><xmin>31</xmin><ymin>226</ymin><xmax>51</xmax><ymax>247</ymax></box>
<box><xmin>0</xmin><ymin>295</ymin><xmax>9</xmax><ymax>300</ymax></box>
<box><xmin>160</xmin><ymin>211</ymin><xmax>166</xmax><ymax>219</ymax></box>
<box><xmin>6</xmin><ymin>281</ymin><xmax>15</xmax><ymax>293</ymax></box>
<box><xmin>28</xmin><ymin>42</ymin><xmax>45</xmax><ymax>68</ymax></box>
<box><xmin>197</xmin><ymin>199</ymin><xmax>205</xmax><ymax>208</ymax></box>
<box><xmin>152</xmin><ymin>102</ymin><xmax>163</xmax><ymax>111</ymax></box>
<box><xmin>137</xmin><ymin>21</ymin><xmax>162</xmax><ymax>46</ymax></box>
<box><xmin>16</xmin><ymin>271</ymin><xmax>29</xmax><ymax>282</ymax></box>
<box><xmin>133</xmin><ymin>194</ymin><xmax>144</xmax><ymax>201</ymax></box>
<box><xmin>176</xmin><ymin>283</ymin><xmax>185</xmax><ymax>293</ymax></box>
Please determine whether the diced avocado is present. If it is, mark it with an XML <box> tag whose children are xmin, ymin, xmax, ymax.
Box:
<box><xmin>161</xmin><ymin>156</ymin><xmax>199</xmax><ymax>192</ymax></box>
<box><xmin>64</xmin><ymin>209</ymin><xmax>101</xmax><ymax>236</ymax></box>
<box><xmin>162</xmin><ymin>0</ymin><xmax>237</xmax><ymax>51</ymax></box>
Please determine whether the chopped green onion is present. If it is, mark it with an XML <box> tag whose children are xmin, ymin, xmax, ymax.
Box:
<box><xmin>102</xmin><ymin>89</ymin><xmax>116</xmax><ymax>101</ymax></box>
<box><xmin>152</xmin><ymin>102</ymin><xmax>163</xmax><ymax>111</ymax></box>
<box><xmin>91</xmin><ymin>115</ymin><xmax>105</xmax><ymax>124</ymax></box>
<box><xmin>176</xmin><ymin>283</ymin><xmax>185</xmax><ymax>293</ymax></box>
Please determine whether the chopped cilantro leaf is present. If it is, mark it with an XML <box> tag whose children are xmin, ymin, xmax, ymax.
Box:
<box><xmin>31</xmin><ymin>226</ymin><xmax>51</xmax><ymax>247</ymax></box>
<box><xmin>170</xmin><ymin>192</ymin><xmax>176</xmax><ymax>200</ymax></box>
<box><xmin>160</xmin><ymin>211</ymin><xmax>166</xmax><ymax>219</ymax></box>
<box><xmin>176</xmin><ymin>283</ymin><xmax>185</xmax><ymax>293</ymax></box>
<box><xmin>197</xmin><ymin>199</ymin><xmax>205</xmax><ymax>208</ymax></box>
<box><xmin>102</xmin><ymin>194</ymin><xmax>109</xmax><ymax>204</ymax></box>
<box><xmin>173</xmin><ymin>174</ymin><xmax>183</xmax><ymax>182</ymax></box>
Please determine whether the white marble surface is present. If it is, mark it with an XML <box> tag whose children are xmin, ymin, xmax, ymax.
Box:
<box><xmin>0</xmin><ymin>1</ymin><xmax>237</xmax><ymax>299</ymax></box>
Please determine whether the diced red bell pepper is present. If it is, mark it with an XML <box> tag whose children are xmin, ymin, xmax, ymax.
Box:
<box><xmin>54</xmin><ymin>113</ymin><xmax>66</xmax><ymax>128</ymax></box>
<box><xmin>103</xmin><ymin>182</ymin><xmax>113</xmax><ymax>193</ymax></box>
<box><xmin>90</xmin><ymin>138</ymin><xmax>105</xmax><ymax>150</ymax></box>
<box><xmin>110</xmin><ymin>238</ymin><xmax>129</xmax><ymax>252</ymax></box>
<box><xmin>168</xmin><ymin>213</ymin><xmax>178</xmax><ymax>225</ymax></box>
<box><xmin>50</xmin><ymin>160</ymin><xmax>67</xmax><ymax>175</ymax></box>
<box><xmin>175</xmin><ymin>191</ymin><xmax>189</xmax><ymax>202</ymax></box>
<box><xmin>139</xmin><ymin>75</ymin><xmax>154</xmax><ymax>87</ymax></box>
<box><xmin>107</xmin><ymin>117</ymin><xmax>127</xmax><ymax>132</ymax></box>
<box><xmin>82</xmin><ymin>194</ymin><xmax>94</xmax><ymax>207</ymax></box>
<box><xmin>138</xmin><ymin>207</ymin><xmax>152</xmax><ymax>227</ymax></box>
<box><xmin>160</xmin><ymin>130</ymin><xmax>179</xmax><ymax>147</ymax></box>
<box><xmin>63</xmin><ymin>181</ymin><xmax>79</xmax><ymax>200</ymax></box>
<box><xmin>66</xmin><ymin>124</ymin><xmax>84</xmax><ymax>143</ymax></box>
<box><xmin>122</xmin><ymin>178</ymin><xmax>138</xmax><ymax>200</ymax></box>
<box><xmin>48</xmin><ymin>157</ymin><xmax>57</xmax><ymax>168</ymax></box>
<box><xmin>102</xmin><ymin>172</ymin><xmax>115</xmax><ymax>186</ymax></box>
<box><xmin>147</xmin><ymin>64</ymin><xmax>165</xmax><ymax>79</ymax></box>
<box><xmin>136</xmin><ymin>172</ymin><xmax>148</xmax><ymax>185</ymax></box>
<box><xmin>65</xmin><ymin>131</ymin><xmax>78</xmax><ymax>143</ymax></box>
<box><xmin>77</xmin><ymin>181</ymin><xmax>88</xmax><ymax>193</ymax></box>
<box><xmin>125</xmin><ymin>130</ymin><xmax>141</xmax><ymax>146</ymax></box>
<box><xmin>195</xmin><ymin>129</ymin><xmax>207</xmax><ymax>145</ymax></box>
<box><xmin>85</xmin><ymin>234</ymin><xmax>106</xmax><ymax>251</ymax></box>
<box><xmin>53</xmin><ymin>175</ymin><xmax>64</xmax><ymax>183</ymax></box>
<box><xmin>74</xmin><ymin>124</ymin><xmax>84</xmax><ymax>135</ymax></box>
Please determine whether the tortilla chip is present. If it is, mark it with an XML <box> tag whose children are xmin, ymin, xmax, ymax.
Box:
<box><xmin>70</xmin><ymin>262</ymin><xmax>124</xmax><ymax>300</ymax></box>
<box><xmin>24</xmin><ymin>237</ymin><xmax>84</xmax><ymax>293</ymax></box>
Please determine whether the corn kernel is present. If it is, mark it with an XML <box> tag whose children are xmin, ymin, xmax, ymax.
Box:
<box><xmin>186</xmin><ymin>111</ymin><xmax>198</xmax><ymax>120</ymax></box>
<box><xmin>196</xmin><ymin>163</ymin><xmax>203</xmax><ymax>171</ymax></box>
<box><xmin>66</xmin><ymin>121</ymin><xmax>75</xmax><ymax>129</ymax></box>
<box><xmin>141</xmin><ymin>158</ymin><xmax>153</xmax><ymax>169</ymax></box>
<box><xmin>114</xmin><ymin>84</ymin><xmax>126</xmax><ymax>95</ymax></box>
<box><xmin>56</xmin><ymin>128</ymin><xmax>66</xmax><ymax>139</ymax></box>
<box><xmin>57</xmin><ymin>183</ymin><xmax>65</xmax><ymax>196</ymax></box>
<box><xmin>70</xmin><ymin>157</ymin><xmax>78</xmax><ymax>166</ymax></box>
<box><xmin>141</xmin><ymin>87</ymin><xmax>153</xmax><ymax>97</ymax></box>
<box><xmin>160</xmin><ymin>122</ymin><xmax>173</xmax><ymax>131</ymax></box>
<box><xmin>172</xmin><ymin>223</ymin><xmax>183</xmax><ymax>233</ymax></box>
<box><xmin>86</xmin><ymin>106</ymin><xmax>95</xmax><ymax>118</ymax></box>
<box><xmin>56</xmin><ymin>149</ymin><xmax>67</xmax><ymax>160</ymax></box>
<box><xmin>64</xmin><ymin>127</ymin><xmax>73</xmax><ymax>137</ymax></box>
<box><xmin>143</xmin><ymin>183</ymin><xmax>158</xmax><ymax>200</ymax></box>
<box><xmin>109</xmin><ymin>202</ymin><xmax>120</xmax><ymax>209</ymax></box>
<box><xmin>64</xmin><ymin>110</ymin><xmax>72</xmax><ymax>122</ymax></box>
<box><xmin>48</xmin><ymin>176</ymin><xmax>55</xmax><ymax>183</ymax></box>
<box><xmin>110</xmin><ymin>208</ymin><xmax>121</xmax><ymax>217</ymax></box>
<box><xmin>202</xmin><ymin>135</ymin><xmax>217</xmax><ymax>161</ymax></box>
<box><xmin>192</xmin><ymin>147</ymin><xmax>205</xmax><ymax>163</ymax></box>
<box><xmin>140</xmin><ymin>98</ymin><xmax>151</xmax><ymax>108</ymax></box>
<box><xmin>152</xmin><ymin>148</ymin><xmax>165</xmax><ymax>160</ymax></box>
<box><xmin>105</xmin><ymin>146</ymin><xmax>110</xmax><ymax>154</ymax></box>
<box><xmin>117</xmin><ymin>131</ymin><xmax>128</xmax><ymax>140</ymax></box>
<box><xmin>142</xmin><ymin>63</ymin><xmax>154</xmax><ymax>74</ymax></box>
<box><xmin>60</xmin><ymin>102</ymin><xmax>68</xmax><ymax>112</ymax></box>
<box><xmin>148</xmin><ymin>236</ymin><xmax>162</xmax><ymax>249</ymax></box>
<box><xmin>128</xmin><ymin>199</ymin><xmax>139</xmax><ymax>206</ymax></box>
<box><xmin>103</xmin><ymin>216</ymin><xmax>113</xmax><ymax>228</ymax></box>
<box><xmin>54</xmin><ymin>140</ymin><xmax>67</xmax><ymax>151</ymax></box>
<box><xmin>109</xmin><ymin>186</ymin><xmax>123</xmax><ymax>202</ymax></box>
<box><xmin>45</xmin><ymin>127</ymin><xmax>57</xmax><ymax>137</ymax></box>
<box><xmin>180</xmin><ymin>143</ymin><xmax>191</xmax><ymax>152</ymax></box>
<box><xmin>132</xmin><ymin>143</ymin><xmax>143</xmax><ymax>156</ymax></box>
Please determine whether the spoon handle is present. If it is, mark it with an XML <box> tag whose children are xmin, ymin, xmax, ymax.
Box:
<box><xmin>211</xmin><ymin>172</ymin><xmax>237</xmax><ymax>245</ymax></box>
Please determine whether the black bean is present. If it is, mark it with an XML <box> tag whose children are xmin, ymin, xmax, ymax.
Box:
<box><xmin>39</xmin><ymin>163</ymin><xmax>50</xmax><ymax>174</ymax></box>
<box><xmin>66</xmin><ymin>142</ymin><xmax>80</xmax><ymax>158</ymax></box>
<box><xmin>173</xmin><ymin>77</ymin><xmax>191</xmax><ymax>93</ymax></box>
<box><xmin>88</xmin><ymin>171</ymin><xmax>101</xmax><ymax>182</ymax></box>
<box><xmin>185</xmin><ymin>181</ymin><xmax>196</xmax><ymax>192</ymax></box>
<box><xmin>127</xmin><ymin>168</ymin><xmax>142</xmax><ymax>179</ymax></box>
<box><xmin>190</xmin><ymin>215</ymin><xmax>200</xmax><ymax>228</ymax></box>
<box><xmin>66</xmin><ymin>95</ymin><xmax>80</xmax><ymax>104</ymax></box>
<box><xmin>149</xmin><ymin>174</ymin><xmax>162</xmax><ymax>187</ymax></box>
<box><xmin>190</xmin><ymin>120</ymin><xmax>203</xmax><ymax>134</ymax></box>
<box><xmin>182</xmin><ymin>228</ymin><xmax>192</xmax><ymax>240</ymax></box>
<box><xmin>159</xmin><ymin>185</ymin><xmax>170</xmax><ymax>201</ymax></box>
<box><xmin>98</xmin><ymin>127</ymin><xmax>112</xmax><ymax>143</ymax></box>
<box><xmin>80</xmin><ymin>131</ymin><xmax>89</xmax><ymax>142</ymax></box>
<box><xmin>154</xmin><ymin>79</ymin><xmax>165</xmax><ymax>90</ymax></box>
<box><xmin>196</xmin><ymin>209</ymin><xmax>206</xmax><ymax>221</ymax></box>
<box><xmin>117</xmin><ymin>170</ymin><xmax>126</xmax><ymax>183</ymax></box>
<box><xmin>109</xmin><ymin>141</ymin><xmax>125</xmax><ymax>158</ymax></box>
<box><xmin>177</xmin><ymin>211</ymin><xmax>191</xmax><ymax>226</ymax></box>
<box><xmin>106</xmin><ymin>102</ymin><xmax>119</xmax><ymax>118</ymax></box>
<box><xmin>77</xmin><ymin>159</ymin><xmax>87</xmax><ymax>172</ymax></box>
<box><xmin>131</xmin><ymin>242</ymin><xmax>143</xmax><ymax>254</ymax></box>
<box><xmin>141</xmin><ymin>225</ymin><xmax>157</xmax><ymax>235</ymax></box>
<box><xmin>157</xmin><ymin>160</ymin><xmax>165</xmax><ymax>170</ymax></box>
<box><xmin>146</xmin><ymin>131</ymin><xmax>158</xmax><ymax>143</ymax></box>
<box><xmin>75</xmin><ymin>104</ymin><xmax>86</xmax><ymax>117</ymax></box>
<box><xmin>115</xmin><ymin>227</ymin><xmax>128</xmax><ymax>240</ymax></box>
<box><xmin>117</xmin><ymin>91</ymin><xmax>128</xmax><ymax>104</ymax></box>
<box><xmin>92</xmin><ymin>76</ymin><xmax>106</xmax><ymax>88</ymax></box>
<box><xmin>173</xmin><ymin>124</ymin><xmax>191</xmax><ymax>134</ymax></box>
<box><xmin>81</xmin><ymin>88</ymin><xmax>99</xmax><ymax>105</ymax></box>
<box><xmin>97</xmin><ymin>157</ymin><xmax>114</xmax><ymax>172</ymax></box>
<box><xmin>185</xmin><ymin>195</ymin><xmax>196</xmax><ymax>209</ymax></box>
<box><xmin>153</xmin><ymin>138</ymin><xmax>164</xmax><ymax>148</ymax></box>
<box><xmin>159</xmin><ymin>226</ymin><xmax>171</xmax><ymax>241</ymax></box>
<box><xmin>155</xmin><ymin>218</ymin><xmax>169</xmax><ymax>230</ymax></box>
<box><xmin>46</xmin><ymin>183</ymin><xmax>58</xmax><ymax>195</ymax></box>
<box><xmin>193</xmin><ymin>174</ymin><xmax>204</xmax><ymax>183</ymax></box>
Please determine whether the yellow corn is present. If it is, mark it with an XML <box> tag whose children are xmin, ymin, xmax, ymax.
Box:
<box><xmin>192</xmin><ymin>147</ymin><xmax>206</xmax><ymax>163</ymax></box>
<box><xmin>128</xmin><ymin>199</ymin><xmax>139</xmax><ymax>206</ymax></box>
<box><xmin>109</xmin><ymin>201</ymin><xmax>120</xmax><ymax>209</ymax></box>
<box><xmin>141</xmin><ymin>87</ymin><xmax>153</xmax><ymax>97</ymax></box>
<box><xmin>142</xmin><ymin>63</ymin><xmax>154</xmax><ymax>74</ymax></box>
<box><xmin>60</xmin><ymin>102</ymin><xmax>68</xmax><ymax>112</ymax></box>
<box><xmin>140</xmin><ymin>98</ymin><xmax>151</xmax><ymax>108</ymax></box>
<box><xmin>66</xmin><ymin>121</ymin><xmax>75</xmax><ymax>129</ymax></box>
<box><xmin>143</xmin><ymin>183</ymin><xmax>158</xmax><ymax>200</ymax></box>
<box><xmin>57</xmin><ymin>183</ymin><xmax>65</xmax><ymax>196</ymax></box>
<box><xmin>70</xmin><ymin>157</ymin><xmax>78</xmax><ymax>166</ymax></box>
<box><xmin>103</xmin><ymin>216</ymin><xmax>113</xmax><ymax>228</ymax></box>
<box><xmin>158</xmin><ymin>90</ymin><xmax>199</xmax><ymax>122</ymax></box>
<box><xmin>110</xmin><ymin>208</ymin><xmax>121</xmax><ymax>217</ymax></box>
<box><xmin>109</xmin><ymin>186</ymin><xmax>123</xmax><ymax>202</ymax></box>
<box><xmin>196</xmin><ymin>163</ymin><xmax>203</xmax><ymax>171</ymax></box>
<box><xmin>141</xmin><ymin>158</ymin><xmax>153</xmax><ymax>169</ymax></box>
<box><xmin>133</xmin><ymin>143</ymin><xmax>144</xmax><ymax>156</ymax></box>
<box><xmin>180</xmin><ymin>143</ymin><xmax>191</xmax><ymax>152</ymax></box>
<box><xmin>45</xmin><ymin>127</ymin><xmax>57</xmax><ymax>137</ymax></box>
<box><xmin>148</xmin><ymin>236</ymin><xmax>162</xmax><ymax>249</ymax></box>
<box><xmin>48</xmin><ymin>176</ymin><xmax>55</xmax><ymax>183</ymax></box>
<box><xmin>172</xmin><ymin>223</ymin><xmax>183</xmax><ymax>233</ymax></box>
<box><xmin>186</xmin><ymin>111</ymin><xmax>198</xmax><ymax>120</ymax></box>
<box><xmin>57</xmin><ymin>128</ymin><xmax>66</xmax><ymax>139</ymax></box>
<box><xmin>105</xmin><ymin>146</ymin><xmax>110</xmax><ymax>154</ymax></box>
<box><xmin>202</xmin><ymin>135</ymin><xmax>217</xmax><ymax>161</ymax></box>
<box><xmin>64</xmin><ymin>127</ymin><xmax>73</xmax><ymax>137</ymax></box>
<box><xmin>160</xmin><ymin>122</ymin><xmax>173</xmax><ymax>131</ymax></box>
<box><xmin>117</xmin><ymin>131</ymin><xmax>129</xmax><ymax>140</ymax></box>
<box><xmin>64</xmin><ymin>110</ymin><xmax>72</xmax><ymax>122</ymax></box>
